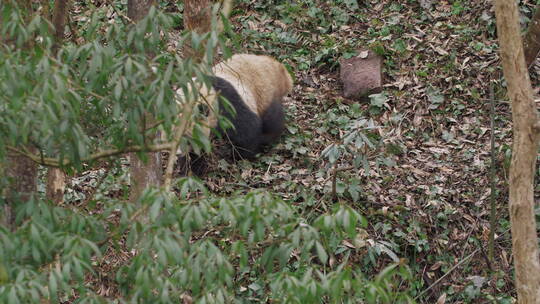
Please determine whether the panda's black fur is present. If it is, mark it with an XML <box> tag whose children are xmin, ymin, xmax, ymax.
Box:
<box><xmin>177</xmin><ymin>54</ymin><xmax>293</xmax><ymax>175</ymax></box>
<box><xmin>211</xmin><ymin>76</ymin><xmax>285</xmax><ymax>159</ymax></box>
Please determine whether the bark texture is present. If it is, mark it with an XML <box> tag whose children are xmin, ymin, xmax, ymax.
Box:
<box><xmin>129</xmin><ymin>152</ymin><xmax>162</xmax><ymax>203</ymax></box>
<box><xmin>127</xmin><ymin>0</ymin><xmax>161</xmax><ymax>202</ymax></box>
<box><xmin>2</xmin><ymin>153</ymin><xmax>38</xmax><ymax>229</ymax></box>
<box><xmin>1</xmin><ymin>3</ymin><xmax>39</xmax><ymax>229</ymax></box>
<box><xmin>52</xmin><ymin>0</ymin><xmax>69</xmax><ymax>50</ymax></box>
<box><xmin>184</xmin><ymin>0</ymin><xmax>212</xmax><ymax>34</ymax></box>
<box><xmin>46</xmin><ymin>168</ymin><xmax>65</xmax><ymax>204</ymax></box>
<box><xmin>47</xmin><ymin>0</ymin><xmax>71</xmax><ymax>203</ymax></box>
<box><xmin>494</xmin><ymin>1</ymin><xmax>540</xmax><ymax>302</ymax></box>
<box><xmin>127</xmin><ymin>0</ymin><xmax>155</xmax><ymax>23</ymax></box>
<box><xmin>524</xmin><ymin>6</ymin><xmax>540</xmax><ymax>68</ymax></box>
<box><xmin>183</xmin><ymin>0</ymin><xmax>212</xmax><ymax>61</ymax></box>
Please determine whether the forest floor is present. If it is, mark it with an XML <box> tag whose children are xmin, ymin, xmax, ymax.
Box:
<box><xmin>63</xmin><ymin>0</ymin><xmax>540</xmax><ymax>303</ymax></box>
<box><xmin>200</xmin><ymin>1</ymin><xmax>538</xmax><ymax>302</ymax></box>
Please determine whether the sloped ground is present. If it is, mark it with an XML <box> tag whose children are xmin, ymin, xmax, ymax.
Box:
<box><xmin>63</xmin><ymin>0</ymin><xmax>540</xmax><ymax>302</ymax></box>
<box><xmin>198</xmin><ymin>0</ymin><xmax>538</xmax><ymax>302</ymax></box>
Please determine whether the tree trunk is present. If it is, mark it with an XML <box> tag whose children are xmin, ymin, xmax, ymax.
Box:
<box><xmin>2</xmin><ymin>153</ymin><xmax>38</xmax><ymax>229</ymax></box>
<box><xmin>51</xmin><ymin>0</ymin><xmax>70</xmax><ymax>53</ymax></box>
<box><xmin>493</xmin><ymin>1</ymin><xmax>540</xmax><ymax>302</ymax></box>
<box><xmin>46</xmin><ymin>0</ymin><xmax>71</xmax><ymax>204</ymax></box>
<box><xmin>184</xmin><ymin>0</ymin><xmax>212</xmax><ymax>34</ymax></box>
<box><xmin>129</xmin><ymin>152</ymin><xmax>162</xmax><ymax>202</ymax></box>
<box><xmin>163</xmin><ymin>0</ymin><xmax>213</xmax><ymax>187</ymax></box>
<box><xmin>127</xmin><ymin>0</ymin><xmax>161</xmax><ymax>202</ymax></box>
<box><xmin>127</xmin><ymin>0</ymin><xmax>154</xmax><ymax>23</ymax></box>
<box><xmin>524</xmin><ymin>5</ymin><xmax>540</xmax><ymax>68</ymax></box>
<box><xmin>183</xmin><ymin>0</ymin><xmax>212</xmax><ymax>61</ymax></box>
<box><xmin>46</xmin><ymin>168</ymin><xmax>65</xmax><ymax>204</ymax></box>
<box><xmin>1</xmin><ymin>3</ymin><xmax>39</xmax><ymax>229</ymax></box>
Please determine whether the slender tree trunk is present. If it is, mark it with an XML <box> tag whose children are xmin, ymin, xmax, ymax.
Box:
<box><xmin>162</xmin><ymin>0</ymin><xmax>213</xmax><ymax>188</ymax></box>
<box><xmin>184</xmin><ymin>0</ymin><xmax>212</xmax><ymax>33</ymax></box>
<box><xmin>493</xmin><ymin>1</ymin><xmax>540</xmax><ymax>302</ymax></box>
<box><xmin>51</xmin><ymin>0</ymin><xmax>69</xmax><ymax>53</ymax></box>
<box><xmin>46</xmin><ymin>168</ymin><xmax>65</xmax><ymax>203</ymax></box>
<box><xmin>127</xmin><ymin>0</ymin><xmax>154</xmax><ymax>23</ymax></box>
<box><xmin>2</xmin><ymin>153</ymin><xmax>38</xmax><ymax>229</ymax></box>
<box><xmin>183</xmin><ymin>0</ymin><xmax>212</xmax><ymax>61</ymax></box>
<box><xmin>7</xmin><ymin>152</ymin><xmax>38</xmax><ymax>202</ymax></box>
<box><xmin>1</xmin><ymin>3</ymin><xmax>38</xmax><ymax>229</ymax></box>
<box><xmin>129</xmin><ymin>152</ymin><xmax>162</xmax><ymax>202</ymax></box>
<box><xmin>127</xmin><ymin>0</ymin><xmax>161</xmax><ymax>202</ymax></box>
<box><xmin>163</xmin><ymin>0</ymin><xmax>232</xmax><ymax>187</ymax></box>
<box><xmin>45</xmin><ymin>0</ymin><xmax>71</xmax><ymax>204</ymax></box>
<box><xmin>524</xmin><ymin>5</ymin><xmax>540</xmax><ymax>68</ymax></box>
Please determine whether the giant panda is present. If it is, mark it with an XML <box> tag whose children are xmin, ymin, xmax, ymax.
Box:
<box><xmin>175</xmin><ymin>54</ymin><xmax>293</xmax><ymax>175</ymax></box>
<box><xmin>209</xmin><ymin>54</ymin><xmax>293</xmax><ymax>159</ymax></box>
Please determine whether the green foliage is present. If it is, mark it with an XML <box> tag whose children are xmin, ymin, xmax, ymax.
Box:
<box><xmin>450</xmin><ymin>1</ymin><xmax>466</xmax><ymax>16</ymax></box>
<box><xmin>320</xmin><ymin>114</ymin><xmax>395</xmax><ymax>179</ymax></box>
<box><xmin>0</xmin><ymin>3</ymin><xmax>225</xmax><ymax>169</ymax></box>
<box><xmin>1</xmin><ymin>181</ymin><xmax>415</xmax><ymax>302</ymax></box>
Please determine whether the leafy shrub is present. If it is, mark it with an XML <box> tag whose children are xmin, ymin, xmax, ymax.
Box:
<box><xmin>1</xmin><ymin>179</ymin><xmax>416</xmax><ymax>303</ymax></box>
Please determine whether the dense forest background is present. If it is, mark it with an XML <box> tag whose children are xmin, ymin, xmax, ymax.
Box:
<box><xmin>1</xmin><ymin>0</ymin><xmax>539</xmax><ymax>303</ymax></box>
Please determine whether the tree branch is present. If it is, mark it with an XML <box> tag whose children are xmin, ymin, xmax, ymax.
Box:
<box><xmin>163</xmin><ymin>102</ymin><xmax>196</xmax><ymax>191</ymax></box>
<box><xmin>162</xmin><ymin>86</ymin><xmax>218</xmax><ymax>191</ymax></box>
<box><xmin>7</xmin><ymin>143</ymin><xmax>174</xmax><ymax>168</ymax></box>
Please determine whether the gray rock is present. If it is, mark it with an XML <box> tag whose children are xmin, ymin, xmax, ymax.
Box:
<box><xmin>340</xmin><ymin>49</ymin><xmax>383</xmax><ymax>98</ymax></box>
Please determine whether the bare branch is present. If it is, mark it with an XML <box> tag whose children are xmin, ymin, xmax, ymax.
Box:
<box><xmin>7</xmin><ymin>143</ymin><xmax>174</xmax><ymax>168</ymax></box>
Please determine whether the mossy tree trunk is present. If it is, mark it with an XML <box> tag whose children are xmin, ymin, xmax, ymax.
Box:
<box><xmin>493</xmin><ymin>0</ymin><xmax>540</xmax><ymax>302</ymax></box>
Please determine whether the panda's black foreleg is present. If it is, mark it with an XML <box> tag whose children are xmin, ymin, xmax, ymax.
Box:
<box><xmin>212</xmin><ymin>76</ymin><xmax>263</xmax><ymax>159</ymax></box>
<box><xmin>176</xmin><ymin>152</ymin><xmax>209</xmax><ymax>177</ymax></box>
<box><xmin>225</xmin><ymin>114</ymin><xmax>263</xmax><ymax>160</ymax></box>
